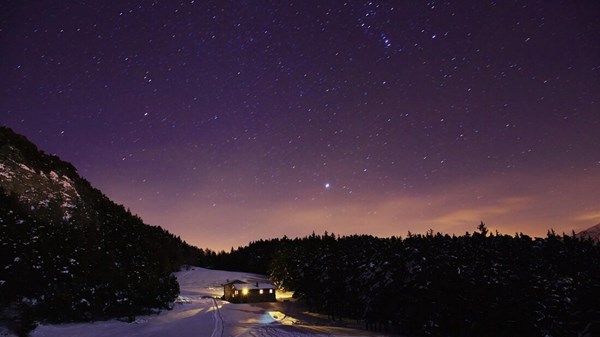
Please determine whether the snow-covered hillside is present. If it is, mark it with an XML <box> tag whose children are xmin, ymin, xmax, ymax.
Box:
<box><xmin>1</xmin><ymin>126</ymin><xmax>205</xmax><ymax>333</ymax></box>
<box><xmin>32</xmin><ymin>267</ymin><xmax>389</xmax><ymax>337</ymax></box>
<box><xmin>576</xmin><ymin>223</ymin><xmax>600</xmax><ymax>242</ymax></box>
<box><xmin>0</xmin><ymin>160</ymin><xmax>80</xmax><ymax>220</ymax></box>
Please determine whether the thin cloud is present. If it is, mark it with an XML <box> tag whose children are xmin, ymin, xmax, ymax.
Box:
<box><xmin>101</xmin><ymin>169</ymin><xmax>600</xmax><ymax>250</ymax></box>
<box><xmin>434</xmin><ymin>197</ymin><xmax>532</xmax><ymax>229</ymax></box>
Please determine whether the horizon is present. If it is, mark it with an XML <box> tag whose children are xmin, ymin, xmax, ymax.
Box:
<box><xmin>2</xmin><ymin>1</ymin><xmax>599</xmax><ymax>251</ymax></box>
<box><xmin>175</xmin><ymin>223</ymin><xmax>597</xmax><ymax>252</ymax></box>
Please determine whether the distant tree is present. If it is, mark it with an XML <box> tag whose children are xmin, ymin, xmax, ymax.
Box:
<box><xmin>476</xmin><ymin>221</ymin><xmax>488</xmax><ymax>236</ymax></box>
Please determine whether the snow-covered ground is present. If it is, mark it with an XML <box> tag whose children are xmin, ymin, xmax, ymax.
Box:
<box><xmin>32</xmin><ymin>267</ymin><xmax>392</xmax><ymax>337</ymax></box>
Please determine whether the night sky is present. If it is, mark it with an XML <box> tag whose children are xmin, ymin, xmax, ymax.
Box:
<box><xmin>2</xmin><ymin>1</ymin><xmax>599</xmax><ymax>251</ymax></box>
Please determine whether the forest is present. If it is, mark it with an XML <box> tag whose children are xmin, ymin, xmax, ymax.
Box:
<box><xmin>0</xmin><ymin>185</ymin><xmax>203</xmax><ymax>335</ymax></box>
<box><xmin>204</xmin><ymin>224</ymin><xmax>600</xmax><ymax>337</ymax></box>
<box><xmin>0</xmin><ymin>127</ymin><xmax>204</xmax><ymax>336</ymax></box>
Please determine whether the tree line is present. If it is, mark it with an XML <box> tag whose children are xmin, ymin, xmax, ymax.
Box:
<box><xmin>207</xmin><ymin>225</ymin><xmax>600</xmax><ymax>337</ymax></box>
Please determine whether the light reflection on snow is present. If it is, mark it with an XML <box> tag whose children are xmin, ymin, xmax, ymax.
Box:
<box><xmin>32</xmin><ymin>267</ymin><xmax>388</xmax><ymax>337</ymax></box>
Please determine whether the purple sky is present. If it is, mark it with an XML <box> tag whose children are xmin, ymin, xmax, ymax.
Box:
<box><xmin>2</xmin><ymin>1</ymin><xmax>599</xmax><ymax>250</ymax></box>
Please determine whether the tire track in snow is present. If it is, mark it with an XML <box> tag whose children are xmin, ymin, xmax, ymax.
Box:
<box><xmin>209</xmin><ymin>297</ymin><xmax>224</xmax><ymax>337</ymax></box>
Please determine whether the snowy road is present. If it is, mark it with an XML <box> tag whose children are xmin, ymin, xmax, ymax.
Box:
<box><xmin>32</xmin><ymin>267</ymin><xmax>392</xmax><ymax>337</ymax></box>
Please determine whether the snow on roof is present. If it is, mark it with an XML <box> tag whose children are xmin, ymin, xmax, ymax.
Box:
<box><xmin>230</xmin><ymin>282</ymin><xmax>276</xmax><ymax>290</ymax></box>
<box><xmin>224</xmin><ymin>279</ymin><xmax>245</xmax><ymax>285</ymax></box>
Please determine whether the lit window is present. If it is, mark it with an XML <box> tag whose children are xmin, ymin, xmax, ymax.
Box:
<box><xmin>259</xmin><ymin>289</ymin><xmax>264</xmax><ymax>294</ymax></box>
<box><xmin>234</xmin><ymin>290</ymin><xmax>238</xmax><ymax>296</ymax></box>
<box><xmin>269</xmin><ymin>289</ymin><xmax>273</xmax><ymax>294</ymax></box>
<box><xmin>242</xmin><ymin>288</ymin><xmax>249</xmax><ymax>295</ymax></box>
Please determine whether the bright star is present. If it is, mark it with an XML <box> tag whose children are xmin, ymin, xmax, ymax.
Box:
<box><xmin>324</xmin><ymin>183</ymin><xmax>331</xmax><ymax>189</ymax></box>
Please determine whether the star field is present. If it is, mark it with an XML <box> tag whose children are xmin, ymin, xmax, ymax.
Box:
<box><xmin>1</xmin><ymin>1</ymin><xmax>599</xmax><ymax>250</ymax></box>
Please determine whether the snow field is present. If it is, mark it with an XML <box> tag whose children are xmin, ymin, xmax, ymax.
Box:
<box><xmin>32</xmin><ymin>267</ymin><xmax>391</xmax><ymax>337</ymax></box>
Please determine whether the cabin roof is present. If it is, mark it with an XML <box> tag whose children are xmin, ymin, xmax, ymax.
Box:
<box><xmin>223</xmin><ymin>279</ymin><xmax>246</xmax><ymax>285</ymax></box>
<box><xmin>232</xmin><ymin>283</ymin><xmax>276</xmax><ymax>290</ymax></box>
<box><xmin>224</xmin><ymin>280</ymin><xmax>276</xmax><ymax>290</ymax></box>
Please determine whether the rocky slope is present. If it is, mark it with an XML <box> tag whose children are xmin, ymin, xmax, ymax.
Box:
<box><xmin>0</xmin><ymin>126</ymin><xmax>203</xmax><ymax>334</ymax></box>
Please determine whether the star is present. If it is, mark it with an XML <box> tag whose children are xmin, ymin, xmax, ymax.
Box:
<box><xmin>1</xmin><ymin>0</ymin><xmax>598</xmax><ymax>251</ymax></box>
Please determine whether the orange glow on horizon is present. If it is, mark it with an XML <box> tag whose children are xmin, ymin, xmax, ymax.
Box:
<box><xmin>99</xmin><ymin>169</ymin><xmax>600</xmax><ymax>251</ymax></box>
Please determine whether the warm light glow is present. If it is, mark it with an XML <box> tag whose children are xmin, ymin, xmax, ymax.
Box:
<box><xmin>269</xmin><ymin>289</ymin><xmax>273</xmax><ymax>294</ymax></box>
<box><xmin>157</xmin><ymin>171</ymin><xmax>600</xmax><ymax>251</ymax></box>
<box><xmin>242</xmin><ymin>288</ymin><xmax>249</xmax><ymax>295</ymax></box>
<box><xmin>259</xmin><ymin>289</ymin><xmax>263</xmax><ymax>294</ymax></box>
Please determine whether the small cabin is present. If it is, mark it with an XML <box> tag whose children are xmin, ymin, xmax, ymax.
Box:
<box><xmin>223</xmin><ymin>280</ymin><xmax>276</xmax><ymax>303</ymax></box>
